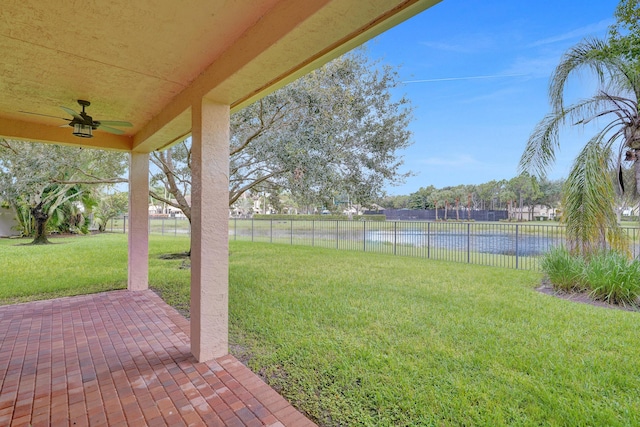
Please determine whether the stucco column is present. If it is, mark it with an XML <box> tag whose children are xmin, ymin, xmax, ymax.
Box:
<box><xmin>128</xmin><ymin>152</ymin><xmax>149</xmax><ymax>291</ymax></box>
<box><xmin>190</xmin><ymin>99</ymin><xmax>230</xmax><ymax>361</ymax></box>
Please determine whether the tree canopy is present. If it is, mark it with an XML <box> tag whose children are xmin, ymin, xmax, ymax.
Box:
<box><xmin>402</xmin><ymin>175</ymin><xmax>561</xmax><ymax>220</ymax></box>
<box><xmin>151</xmin><ymin>48</ymin><xmax>413</xmax><ymax>221</ymax></box>
<box><xmin>609</xmin><ymin>0</ymin><xmax>640</xmax><ymax>67</ymax></box>
<box><xmin>0</xmin><ymin>139</ymin><xmax>127</xmax><ymax>243</ymax></box>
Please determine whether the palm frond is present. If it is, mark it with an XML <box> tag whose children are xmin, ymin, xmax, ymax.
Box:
<box><xmin>519</xmin><ymin>113</ymin><xmax>564</xmax><ymax>177</ymax></box>
<box><xmin>549</xmin><ymin>38</ymin><xmax>631</xmax><ymax>113</ymax></box>
<box><xmin>521</xmin><ymin>97</ymin><xmax>618</xmax><ymax>176</ymax></box>
<box><xmin>562</xmin><ymin>136</ymin><xmax>628</xmax><ymax>255</ymax></box>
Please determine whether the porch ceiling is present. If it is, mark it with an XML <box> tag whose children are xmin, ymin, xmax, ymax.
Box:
<box><xmin>0</xmin><ymin>0</ymin><xmax>439</xmax><ymax>153</ymax></box>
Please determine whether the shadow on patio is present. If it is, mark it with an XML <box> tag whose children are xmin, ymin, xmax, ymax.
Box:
<box><xmin>0</xmin><ymin>290</ymin><xmax>316</xmax><ymax>427</ymax></box>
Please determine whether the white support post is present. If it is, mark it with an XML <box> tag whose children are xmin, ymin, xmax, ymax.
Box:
<box><xmin>190</xmin><ymin>99</ymin><xmax>230</xmax><ymax>362</ymax></box>
<box><xmin>128</xmin><ymin>152</ymin><xmax>149</xmax><ymax>291</ymax></box>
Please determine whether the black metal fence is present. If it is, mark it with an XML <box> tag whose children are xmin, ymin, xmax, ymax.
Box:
<box><xmin>107</xmin><ymin>216</ymin><xmax>191</xmax><ymax>235</ymax></box>
<box><xmin>107</xmin><ymin>217</ymin><xmax>640</xmax><ymax>271</ymax></box>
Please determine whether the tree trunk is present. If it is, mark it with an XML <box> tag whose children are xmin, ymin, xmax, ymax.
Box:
<box><xmin>635</xmin><ymin>155</ymin><xmax>640</xmax><ymax>221</ymax></box>
<box><xmin>30</xmin><ymin>204</ymin><xmax>50</xmax><ymax>245</ymax></box>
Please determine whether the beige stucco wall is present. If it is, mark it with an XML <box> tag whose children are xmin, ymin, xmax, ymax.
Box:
<box><xmin>0</xmin><ymin>206</ymin><xmax>19</xmax><ymax>237</ymax></box>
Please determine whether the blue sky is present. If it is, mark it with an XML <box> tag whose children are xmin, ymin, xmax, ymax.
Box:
<box><xmin>367</xmin><ymin>0</ymin><xmax>621</xmax><ymax>195</ymax></box>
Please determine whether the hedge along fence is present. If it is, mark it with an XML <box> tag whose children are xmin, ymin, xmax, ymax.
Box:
<box><xmin>252</xmin><ymin>214</ymin><xmax>386</xmax><ymax>221</ymax></box>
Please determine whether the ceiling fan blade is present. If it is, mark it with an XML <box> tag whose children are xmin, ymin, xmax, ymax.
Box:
<box><xmin>60</xmin><ymin>106</ymin><xmax>83</xmax><ymax>121</ymax></box>
<box><xmin>96</xmin><ymin>120</ymin><xmax>133</xmax><ymax>127</ymax></box>
<box><xmin>97</xmin><ymin>125</ymin><xmax>125</xmax><ymax>135</ymax></box>
<box><xmin>19</xmin><ymin>111</ymin><xmax>71</xmax><ymax>121</ymax></box>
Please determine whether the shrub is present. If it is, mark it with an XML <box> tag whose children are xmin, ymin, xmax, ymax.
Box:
<box><xmin>585</xmin><ymin>251</ymin><xmax>640</xmax><ymax>306</ymax></box>
<box><xmin>542</xmin><ymin>247</ymin><xmax>640</xmax><ymax>307</ymax></box>
<box><xmin>360</xmin><ymin>214</ymin><xmax>386</xmax><ymax>221</ymax></box>
<box><xmin>540</xmin><ymin>246</ymin><xmax>585</xmax><ymax>292</ymax></box>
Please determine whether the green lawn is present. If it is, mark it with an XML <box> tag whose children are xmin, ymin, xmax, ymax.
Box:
<box><xmin>1</xmin><ymin>234</ymin><xmax>639</xmax><ymax>426</ymax></box>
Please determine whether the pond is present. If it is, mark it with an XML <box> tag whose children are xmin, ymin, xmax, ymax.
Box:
<box><xmin>366</xmin><ymin>230</ymin><xmax>563</xmax><ymax>256</ymax></box>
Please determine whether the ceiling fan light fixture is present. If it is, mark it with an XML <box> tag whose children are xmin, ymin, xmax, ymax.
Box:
<box><xmin>73</xmin><ymin>123</ymin><xmax>93</xmax><ymax>138</ymax></box>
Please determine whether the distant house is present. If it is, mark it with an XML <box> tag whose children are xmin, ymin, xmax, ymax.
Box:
<box><xmin>149</xmin><ymin>196</ymin><xmax>189</xmax><ymax>218</ymax></box>
<box><xmin>511</xmin><ymin>204</ymin><xmax>558</xmax><ymax>221</ymax></box>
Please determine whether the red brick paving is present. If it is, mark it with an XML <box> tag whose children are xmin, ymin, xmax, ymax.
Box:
<box><xmin>0</xmin><ymin>290</ymin><xmax>317</xmax><ymax>426</ymax></box>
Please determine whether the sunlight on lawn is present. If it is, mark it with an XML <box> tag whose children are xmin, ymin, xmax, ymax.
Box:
<box><xmin>2</xmin><ymin>234</ymin><xmax>639</xmax><ymax>426</ymax></box>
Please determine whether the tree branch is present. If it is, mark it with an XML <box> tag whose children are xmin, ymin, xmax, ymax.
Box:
<box><xmin>51</xmin><ymin>178</ymin><xmax>127</xmax><ymax>185</ymax></box>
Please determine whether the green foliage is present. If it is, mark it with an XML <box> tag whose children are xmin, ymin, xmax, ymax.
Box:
<box><xmin>378</xmin><ymin>194</ymin><xmax>410</xmax><ymax>209</ymax></box>
<box><xmin>360</xmin><ymin>214</ymin><xmax>386</xmax><ymax>221</ymax></box>
<box><xmin>94</xmin><ymin>191</ymin><xmax>128</xmax><ymax>232</ymax></box>
<box><xmin>403</xmin><ymin>177</ymin><xmax>563</xmax><ymax>215</ymax></box>
<box><xmin>540</xmin><ymin>246</ymin><xmax>586</xmax><ymax>292</ymax></box>
<box><xmin>542</xmin><ymin>246</ymin><xmax>640</xmax><ymax>306</ymax></box>
<box><xmin>609</xmin><ymin>0</ymin><xmax>640</xmax><ymax>66</ymax></box>
<box><xmin>0</xmin><ymin>140</ymin><xmax>127</xmax><ymax>243</ymax></box>
<box><xmin>408</xmin><ymin>185</ymin><xmax>436</xmax><ymax>209</ymax></box>
<box><xmin>562</xmin><ymin>140</ymin><xmax>629</xmax><ymax>254</ymax></box>
<box><xmin>585</xmin><ymin>251</ymin><xmax>640</xmax><ymax>306</ymax></box>
<box><xmin>151</xmin><ymin>48</ymin><xmax>413</xmax><ymax>217</ymax></box>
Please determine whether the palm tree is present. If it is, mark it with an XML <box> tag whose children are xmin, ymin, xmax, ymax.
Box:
<box><xmin>520</xmin><ymin>38</ymin><xmax>639</xmax><ymax>255</ymax></box>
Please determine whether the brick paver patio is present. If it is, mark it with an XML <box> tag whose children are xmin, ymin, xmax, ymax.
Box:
<box><xmin>0</xmin><ymin>290</ymin><xmax>316</xmax><ymax>427</ymax></box>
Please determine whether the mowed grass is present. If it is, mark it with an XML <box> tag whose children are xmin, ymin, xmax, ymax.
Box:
<box><xmin>0</xmin><ymin>234</ymin><xmax>129</xmax><ymax>303</ymax></box>
<box><xmin>0</xmin><ymin>234</ymin><xmax>190</xmax><ymax>306</ymax></box>
<box><xmin>2</xmin><ymin>234</ymin><xmax>640</xmax><ymax>425</ymax></box>
<box><xmin>225</xmin><ymin>242</ymin><xmax>640</xmax><ymax>426</ymax></box>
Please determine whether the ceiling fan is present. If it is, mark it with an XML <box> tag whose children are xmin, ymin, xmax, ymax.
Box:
<box><xmin>20</xmin><ymin>100</ymin><xmax>132</xmax><ymax>138</ymax></box>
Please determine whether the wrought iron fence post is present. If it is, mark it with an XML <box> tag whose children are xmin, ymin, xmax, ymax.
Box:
<box><xmin>336</xmin><ymin>220</ymin><xmax>339</xmax><ymax>249</ymax></box>
<box><xmin>363</xmin><ymin>221</ymin><xmax>366</xmax><ymax>252</ymax></box>
<box><xmin>427</xmin><ymin>221</ymin><xmax>430</xmax><ymax>259</ymax></box>
<box><xmin>251</xmin><ymin>218</ymin><xmax>254</xmax><ymax>242</ymax></box>
<box><xmin>234</xmin><ymin>218</ymin><xmax>237</xmax><ymax>241</ymax></box>
<box><xmin>515</xmin><ymin>224</ymin><xmax>519</xmax><ymax>269</ymax></box>
<box><xmin>312</xmin><ymin>220</ymin><xmax>315</xmax><ymax>247</ymax></box>
<box><xmin>290</xmin><ymin>220</ymin><xmax>293</xmax><ymax>245</ymax></box>
<box><xmin>393</xmin><ymin>221</ymin><xmax>398</xmax><ymax>255</ymax></box>
<box><xmin>467</xmin><ymin>222</ymin><xmax>471</xmax><ymax>263</ymax></box>
<box><xmin>270</xmin><ymin>219</ymin><xmax>273</xmax><ymax>243</ymax></box>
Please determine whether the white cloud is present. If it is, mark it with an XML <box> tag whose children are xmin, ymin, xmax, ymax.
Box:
<box><xmin>403</xmin><ymin>73</ymin><xmax>527</xmax><ymax>84</ymax></box>
<box><xmin>528</xmin><ymin>19</ymin><xmax>612</xmax><ymax>47</ymax></box>
<box><xmin>502</xmin><ymin>53</ymin><xmax>564</xmax><ymax>79</ymax></box>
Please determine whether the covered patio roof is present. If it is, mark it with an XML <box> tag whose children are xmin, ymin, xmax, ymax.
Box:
<box><xmin>1</xmin><ymin>0</ymin><xmax>441</xmax><ymax>366</ymax></box>
<box><xmin>0</xmin><ymin>0</ymin><xmax>439</xmax><ymax>152</ymax></box>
